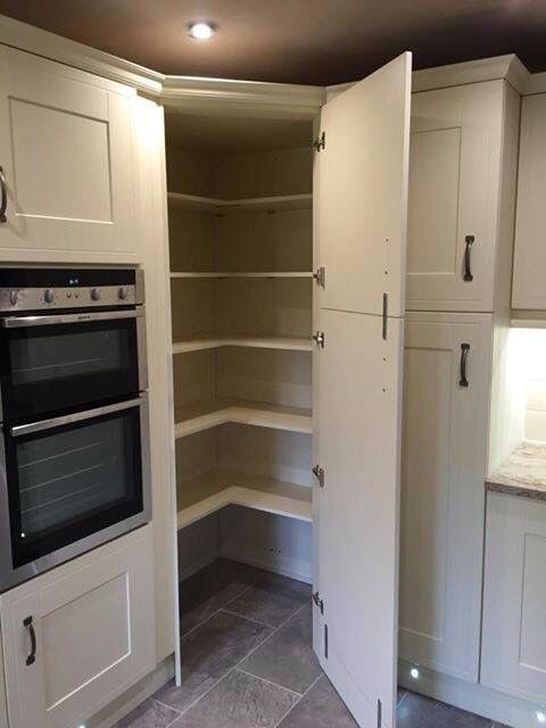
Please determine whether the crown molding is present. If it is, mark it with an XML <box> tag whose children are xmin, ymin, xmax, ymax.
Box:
<box><xmin>412</xmin><ymin>54</ymin><xmax>530</xmax><ymax>94</ymax></box>
<box><xmin>0</xmin><ymin>13</ymin><xmax>164</xmax><ymax>95</ymax></box>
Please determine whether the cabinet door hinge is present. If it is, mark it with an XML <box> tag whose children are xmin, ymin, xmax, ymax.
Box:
<box><xmin>312</xmin><ymin>590</ymin><xmax>324</xmax><ymax>614</ymax></box>
<box><xmin>312</xmin><ymin>465</ymin><xmax>325</xmax><ymax>488</ymax></box>
<box><xmin>313</xmin><ymin>330</ymin><xmax>325</xmax><ymax>348</ymax></box>
<box><xmin>382</xmin><ymin>293</ymin><xmax>388</xmax><ymax>340</ymax></box>
<box><xmin>313</xmin><ymin>266</ymin><xmax>326</xmax><ymax>289</ymax></box>
<box><xmin>313</xmin><ymin>131</ymin><xmax>325</xmax><ymax>152</ymax></box>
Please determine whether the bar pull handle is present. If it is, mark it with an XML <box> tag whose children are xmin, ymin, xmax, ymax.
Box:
<box><xmin>459</xmin><ymin>343</ymin><xmax>470</xmax><ymax>388</ymax></box>
<box><xmin>0</xmin><ymin>166</ymin><xmax>7</xmax><ymax>223</ymax></box>
<box><xmin>23</xmin><ymin>616</ymin><xmax>36</xmax><ymax>666</ymax></box>
<box><xmin>463</xmin><ymin>235</ymin><xmax>475</xmax><ymax>282</ymax></box>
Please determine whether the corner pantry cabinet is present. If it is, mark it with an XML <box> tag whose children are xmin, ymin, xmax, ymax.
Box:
<box><xmin>166</xmin><ymin>52</ymin><xmax>412</xmax><ymax>728</ymax></box>
<box><xmin>0</xmin><ymin>45</ymin><xmax>139</xmax><ymax>260</ymax></box>
<box><xmin>0</xmin><ymin>527</ymin><xmax>155</xmax><ymax>728</ymax></box>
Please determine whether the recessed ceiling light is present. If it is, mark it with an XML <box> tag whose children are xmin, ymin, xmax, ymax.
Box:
<box><xmin>188</xmin><ymin>22</ymin><xmax>216</xmax><ymax>41</ymax></box>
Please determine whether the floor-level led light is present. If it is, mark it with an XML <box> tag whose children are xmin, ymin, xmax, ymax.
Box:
<box><xmin>536</xmin><ymin>711</ymin><xmax>546</xmax><ymax>724</ymax></box>
<box><xmin>410</xmin><ymin>667</ymin><xmax>420</xmax><ymax>680</ymax></box>
<box><xmin>187</xmin><ymin>22</ymin><xmax>216</xmax><ymax>41</ymax></box>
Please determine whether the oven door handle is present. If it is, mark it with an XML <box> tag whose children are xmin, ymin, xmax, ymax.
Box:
<box><xmin>10</xmin><ymin>396</ymin><xmax>146</xmax><ymax>438</ymax></box>
<box><xmin>1</xmin><ymin>309</ymin><xmax>143</xmax><ymax>328</ymax></box>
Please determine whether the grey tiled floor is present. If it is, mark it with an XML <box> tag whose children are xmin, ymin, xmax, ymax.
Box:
<box><xmin>117</xmin><ymin>559</ymin><xmax>510</xmax><ymax>728</ymax></box>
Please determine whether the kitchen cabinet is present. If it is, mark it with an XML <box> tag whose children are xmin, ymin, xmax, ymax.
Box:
<box><xmin>406</xmin><ymin>80</ymin><xmax>517</xmax><ymax>313</ymax></box>
<box><xmin>0</xmin><ymin>527</ymin><xmax>154</xmax><ymax>728</ymax></box>
<box><xmin>0</xmin><ymin>45</ymin><xmax>138</xmax><ymax>261</ymax></box>
<box><xmin>168</xmin><ymin>52</ymin><xmax>411</xmax><ymax>728</ymax></box>
<box><xmin>399</xmin><ymin>312</ymin><xmax>492</xmax><ymax>681</ymax></box>
<box><xmin>482</xmin><ymin>492</ymin><xmax>546</xmax><ymax>703</ymax></box>
<box><xmin>512</xmin><ymin>93</ymin><xmax>546</xmax><ymax>309</ymax></box>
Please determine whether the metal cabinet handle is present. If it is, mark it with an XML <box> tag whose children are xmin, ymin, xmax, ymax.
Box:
<box><xmin>23</xmin><ymin>616</ymin><xmax>36</xmax><ymax>666</ymax></box>
<box><xmin>463</xmin><ymin>235</ymin><xmax>475</xmax><ymax>282</ymax></box>
<box><xmin>0</xmin><ymin>166</ymin><xmax>7</xmax><ymax>223</ymax></box>
<box><xmin>459</xmin><ymin>343</ymin><xmax>470</xmax><ymax>388</ymax></box>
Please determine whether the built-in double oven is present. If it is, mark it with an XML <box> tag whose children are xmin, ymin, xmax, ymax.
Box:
<box><xmin>0</xmin><ymin>268</ymin><xmax>151</xmax><ymax>591</ymax></box>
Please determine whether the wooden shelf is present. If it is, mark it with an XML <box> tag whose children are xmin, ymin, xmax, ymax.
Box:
<box><xmin>175</xmin><ymin>400</ymin><xmax>313</xmax><ymax>439</ymax></box>
<box><xmin>177</xmin><ymin>470</ymin><xmax>313</xmax><ymax>529</ymax></box>
<box><xmin>172</xmin><ymin>336</ymin><xmax>312</xmax><ymax>354</ymax></box>
<box><xmin>170</xmin><ymin>271</ymin><xmax>312</xmax><ymax>279</ymax></box>
<box><xmin>168</xmin><ymin>191</ymin><xmax>312</xmax><ymax>213</ymax></box>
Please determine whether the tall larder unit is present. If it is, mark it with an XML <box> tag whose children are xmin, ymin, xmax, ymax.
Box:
<box><xmin>166</xmin><ymin>53</ymin><xmax>412</xmax><ymax>727</ymax></box>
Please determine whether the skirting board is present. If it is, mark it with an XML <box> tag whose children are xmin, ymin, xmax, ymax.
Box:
<box><xmin>398</xmin><ymin>659</ymin><xmax>542</xmax><ymax>728</ymax></box>
<box><xmin>220</xmin><ymin>538</ymin><xmax>312</xmax><ymax>584</ymax></box>
<box><xmin>88</xmin><ymin>656</ymin><xmax>175</xmax><ymax>728</ymax></box>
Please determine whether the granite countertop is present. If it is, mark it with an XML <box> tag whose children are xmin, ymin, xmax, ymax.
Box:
<box><xmin>486</xmin><ymin>441</ymin><xmax>546</xmax><ymax>501</ymax></box>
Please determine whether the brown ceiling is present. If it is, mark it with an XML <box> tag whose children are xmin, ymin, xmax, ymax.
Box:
<box><xmin>0</xmin><ymin>0</ymin><xmax>545</xmax><ymax>85</ymax></box>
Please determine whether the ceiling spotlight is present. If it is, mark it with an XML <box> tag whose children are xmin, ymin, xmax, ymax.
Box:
<box><xmin>536</xmin><ymin>711</ymin><xmax>546</xmax><ymax>724</ymax></box>
<box><xmin>188</xmin><ymin>22</ymin><xmax>216</xmax><ymax>41</ymax></box>
<box><xmin>410</xmin><ymin>667</ymin><xmax>420</xmax><ymax>680</ymax></box>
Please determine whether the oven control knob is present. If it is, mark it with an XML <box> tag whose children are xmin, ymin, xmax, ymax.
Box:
<box><xmin>118</xmin><ymin>286</ymin><xmax>128</xmax><ymax>301</ymax></box>
<box><xmin>44</xmin><ymin>288</ymin><xmax>54</xmax><ymax>304</ymax></box>
<box><xmin>90</xmin><ymin>287</ymin><xmax>101</xmax><ymax>301</ymax></box>
<box><xmin>9</xmin><ymin>290</ymin><xmax>19</xmax><ymax>306</ymax></box>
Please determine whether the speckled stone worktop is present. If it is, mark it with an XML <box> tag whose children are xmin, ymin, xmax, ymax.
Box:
<box><xmin>486</xmin><ymin>441</ymin><xmax>546</xmax><ymax>501</ymax></box>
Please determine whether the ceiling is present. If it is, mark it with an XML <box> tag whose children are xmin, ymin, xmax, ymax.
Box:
<box><xmin>0</xmin><ymin>0</ymin><xmax>545</xmax><ymax>85</ymax></box>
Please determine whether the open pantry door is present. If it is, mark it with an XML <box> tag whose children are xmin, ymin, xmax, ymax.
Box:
<box><xmin>313</xmin><ymin>52</ymin><xmax>411</xmax><ymax>728</ymax></box>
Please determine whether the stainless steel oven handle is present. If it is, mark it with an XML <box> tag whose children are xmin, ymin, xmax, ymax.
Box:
<box><xmin>10</xmin><ymin>395</ymin><xmax>147</xmax><ymax>438</ymax></box>
<box><xmin>1</xmin><ymin>309</ymin><xmax>144</xmax><ymax>328</ymax></box>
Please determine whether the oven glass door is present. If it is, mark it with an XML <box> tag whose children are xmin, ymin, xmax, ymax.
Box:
<box><xmin>4</xmin><ymin>400</ymin><xmax>146</xmax><ymax>569</ymax></box>
<box><xmin>0</xmin><ymin>311</ymin><xmax>144</xmax><ymax>422</ymax></box>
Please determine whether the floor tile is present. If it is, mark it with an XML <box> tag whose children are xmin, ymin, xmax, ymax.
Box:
<box><xmin>397</xmin><ymin>691</ymin><xmax>492</xmax><ymax>727</ymax></box>
<box><xmin>116</xmin><ymin>698</ymin><xmax>180</xmax><ymax>728</ymax></box>
<box><xmin>155</xmin><ymin>611</ymin><xmax>272</xmax><ymax>714</ymax></box>
<box><xmin>240</xmin><ymin>603</ymin><xmax>321</xmax><ymax>694</ymax></box>
<box><xmin>180</xmin><ymin>559</ymin><xmax>265</xmax><ymax>635</ymax></box>
<box><xmin>172</xmin><ymin>669</ymin><xmax>299</xmax><ymax>728</ymax></box>
<box><xmin>277</xmin><ymin>674</ymin><xmax>358</xmax><ymax>728</ymax></box>
<box><xmin>397</xmin><ymin>687</ymin><xmax>407</xmax><ymax>704</ymax></box>
<box><xmin>224</xmin><ymin>572</ymin><xmax>311</xmax><ymax>628</ymax></box>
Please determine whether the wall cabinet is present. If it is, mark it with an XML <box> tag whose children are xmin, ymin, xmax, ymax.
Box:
<box><xmin>482</xmin><ymin>492</ymin><xmax>546</xmax><ymax>703</ymax></box>
<box><xmin>512</xmin><ymin>93</ymin><xmax>546</xmax><ymax>309</ymax></box>
<box><xmin>0</xmin><ymin>630</ymin><xmax>7</xmax><ymax>728</ymax></box>
<box><xmin>1</xmin><ymin>527</ymin><xmax>154</xmax><ymax>728</ymax></box>
<box><xmin>0</xmin><ymin>45</ymin><xmax>139</xmax><ymax>261</ymax></box>
<box><xmin>407</xmin><ymin>80</ymin><xmax>515</xmax><ymax>313</ymax></box>
<box><xmin>399</xmin><ymin>312</ymin><xmax>492</xmax><ymax>680</ymax></box>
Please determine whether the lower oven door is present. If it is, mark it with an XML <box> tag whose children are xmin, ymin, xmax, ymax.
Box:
<box><xmin>0</xmin><ymin>396</ymin><xmax>151</xmax><ymax>591</ymax></box>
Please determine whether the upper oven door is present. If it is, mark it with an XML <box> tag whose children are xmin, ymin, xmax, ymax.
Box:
<box><xmin>0</xmin><ymin>310</ymin><xmax>147</xmax><ymax>423</ymax></box>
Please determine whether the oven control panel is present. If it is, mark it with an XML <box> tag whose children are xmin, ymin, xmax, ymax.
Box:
<box><xmin>0</xmin><ymin>269</ymin><xmax>144</xmax><ymax>312</ymax></box>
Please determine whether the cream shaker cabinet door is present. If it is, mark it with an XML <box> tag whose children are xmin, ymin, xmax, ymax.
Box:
<box><xmin>1</xmin><ymin>529</ymin><xmax>154</xmax><ymax>728</ymax></box>
<box><xmin>399</xmin><ymin>312</ymin><xmax>491</xmax><ymax>681</ymax></box>
<box><xmin>406</xmin><ymin>82</ymin><xmax>504</xmax><ymax>312</ymax></box>
<box><xmin>512</xmin><ymin>94</ymin><xmax>546</xmax><ymax>309</ymax></box>
<box><xmin>0</xmin><ymin>45</ymin><xmax>138</xmax><ymax>260</ymax></box>
<box><xmin>482</xmin><ymin>493</ymin><xmax>546</xmax><ymax>703</ymax></box>
<box><xmin>315</xmin><ymin>52</ymin><xmax>411</xmax><ymax>728</ymax></box>
<box><xmin>0</xmin><ymin>630</ymin><xmax>7</xmax><ymax>728</ymax></box>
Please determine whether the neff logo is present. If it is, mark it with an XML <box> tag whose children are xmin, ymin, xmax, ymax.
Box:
<box><xmin>78</xmin><ymin>314</ymin><xmax>91</xmax><ymax>321</ymax></box>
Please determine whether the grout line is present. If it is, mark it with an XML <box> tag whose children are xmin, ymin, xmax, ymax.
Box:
<box><xmin>397</xmin><ymin>690</ymin><xmax>409</xmax><ymax>708</ymax></box>
<box><xmin>235</xmin><ymin>667</ymin><xmax>304</xmax><ymax>698</ymax></box>
<box><xmin>175</xmin><ymin>600</ymin><xmax>310</xmax><ymax>719</ymax></box>
<box><xmin>151</xmin><ymin>696</ymin><xmax>184</xmax><ymax>716</ymax></box>
<box><xmin>270</xmin><ymin>672</ymin><xmax>324</xmax><ymax>728</ymax></box>
<box><xmin>179</xmin><ymin>582</ymin><xmax>254</xmax><ymax>640</ymax></box>
<box><xmin>220</xmin><ymin>607</ymin><xmax>275</xmax><ymax>629</ymax></box>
